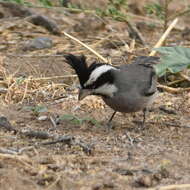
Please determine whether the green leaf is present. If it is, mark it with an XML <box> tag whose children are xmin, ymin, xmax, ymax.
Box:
<box><xmin>60</xmin><ymin>114</ymin><xmax>83</xmax><ymax>125</ymax></box>
<box><xmin>34</xmin><ymin>105</ymin><xmax>47</xmax><ymax>113</ymax></box>
<box><xmin>144</xmin><ymin>2</ymin><xmax>164</xmax><ymax>20</ymax></box>
<box><xmin>38</xmin><ymin>0</ymin><xmax>52</xmax><ymax>7</ymax></box>
<box><xmin>23</xmin><ymin>106</ymin><xmax>34</xmax><ymax>111</ymax></box>
<box><xmin>16</xmin><ymin>76</ymin><xmax>25</xmax><ymax>84</ymax></box>
<box><xmin>60</xmin><ymin>114</ymin><xmax>75</xmax><ymax>121</ymax></box>
<box><xmin>85</xmin><ymin>118</ymin><xmax>101</xmax><ymax>127</ymax></box>
<box><xmin>23</xmin><ymin>105</ymin><xmax>47</xmax><ymax>113</ymax></box>
<box><xmin>60</xmin><ymin>114</ymin><xmax>101</xmax><ymax>127</ymax></box>
<box><xmin>154</xmin><ymin>46</ymin><xmax>190</xmax><ymax>77</ymax></box>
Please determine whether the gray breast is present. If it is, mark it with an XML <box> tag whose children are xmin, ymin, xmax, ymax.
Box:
<box><xmin>103</xmin><ymin>91</ymin><xmax>157</xmax><ymax>113</ymax></box>
<box><xmin>102</xmin><ymin>62</ymin><xmax>158</xmax><ymax>113</ymax></box>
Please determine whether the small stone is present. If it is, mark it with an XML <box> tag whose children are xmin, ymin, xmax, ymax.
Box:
<box><xmin>136</xmin><ymin>175</ymin><xmax>153</xmax><ymax>187</ymax></box>
<box><xmin>0</xmin><ymin>87</ymin><xmax>8</xmax><ymax>94</ymax></box>
<box><xmin>38</xmin><ymin>115</ymin><xmax>48</xmax><ymax>121</ymax></box>
<box><xmin>23</xmin><ymin>37</ymin><xmax>53</xmax><ymax>51</ymax></box>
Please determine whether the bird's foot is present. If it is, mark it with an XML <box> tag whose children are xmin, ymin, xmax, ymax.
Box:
<box><xmin>105</xmin><ymin>121</ymin><xmax>115</xmax><ymax>132</ymax></box>
<box><xmin>132</xmin><ymin>120</ymin><xmax>146</xmax><ymax>131</ymax></box>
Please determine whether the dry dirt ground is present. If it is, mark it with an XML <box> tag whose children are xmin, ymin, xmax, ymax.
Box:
<box><xmin>0</xmin><ymin>1</ymin><xmax>190</xmax><ymax>190</ymax></box>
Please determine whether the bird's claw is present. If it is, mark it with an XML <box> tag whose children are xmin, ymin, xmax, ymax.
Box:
<box><xmin>105</xmin><ymin>122</ymin><xmax>114</xmax><ymax>132</ymax></box>
<box><xmin>132</xmin><ymin>120</ymin><xmax>146</xmax><ymax>131</ymax></box>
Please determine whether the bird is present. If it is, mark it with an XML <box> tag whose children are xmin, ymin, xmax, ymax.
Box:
<box><xmin>64</xmin><ymin>54</ymin><xmax>159</xmax><ymax>129</ymax></box>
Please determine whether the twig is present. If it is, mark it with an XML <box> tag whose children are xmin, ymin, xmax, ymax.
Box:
<box><xmin>148</xmin><ymin>184</ymin><xmax>190</xmax><ymax>190</ymax></box>
<box><xmin>41</xmin><ymin>135</ymin><xmax>74</xmax><ymax>146</ymax></box>
<box><xmin>18</xmin><ymin>146</ymin><xmax>35</xmax><ymax>154</ymax></box>
<box><xmin>0</xmin><ymin>153</ymin><xmax>35</xmax><ymax>170</ymax></box>
<box><xmin>126</xmin><ymin>12</ymin><xmax>183</xmax><ymax>31</ymax></box>
<box><xmin>167</xmin><ymin>79</ymin><xmax>186</xmax><ymax>86</ymax></box>
<box><xmin>25</xmin><ymin>3</ymin><xmax>96</xmax><ymax>14</ymax></box>
<box><xmin>169</xmin><ymin>8</ymin><xmax>190</xmax><ymax>20</ymax></box>
<box><xmin>49</xmin><ymin>116</ymin><xmax>57</xmax><ymax>128</ymax></box>
<box><xmin>0</xmin><ymin>16</ymin><xmax>33</xmax><ymax>33</ymax></box>
<box><xmin>0</xmin><ymin>116</ymin><xmax>17</xmax><ymax>133</ymax></box>
<box><xmin>0</xmin><ymin>146</ymin><xmax>34</xmax><ymax>155</ymax></box>
<box><xmin>24</xmin><ymin>75</ymin><xmax>77</xmax><ymax>81</ymax></box>
<box><xmin>163</xmin><ymin>0</ymin><xmax>169</xmax><ymax>31</ymax></box>
<box><xmin>0</xmin><ymin>147</ymin><xmax>18</xmax><ymax>155</ymax></box>
<box><xmin>157</xmin><ymin>84</ymin><xmax>190</xmax><ymax>94</ymax></box>
<box><xmin>159</xmin><ymin>105</ymin><xmax>177</xmax><ymax>115</ymax></box>
<box><xmin>20</xmin><ymin>129</ymin><xmax>52</xmax><ymax>139</ymax></box>
<box><xmin>6</xmin><ymin>54</ymin><xmax>64</xmax><ymax>58</ymax></box>
<box><xmin>63</xmin><ymin>31</ymin><xmax>108</xmax><ymax>63</ymax></box>
<box><xmin>74</xmin><ymin>140</ymin><xmax>94</xmax><ymax>155</ymax></box>
<box><xmin>125</xmin><ymin>131</ymin><xmax>135</xmax><ymax>146</ymax></box>
<box><xmin>179</xmin><ymin>73</ymin><xmax>190</xmax><ymax>82</ymax></box>
<box><xmin>126</xmin><ymin>20</ymin><xmax>146</xmax><ymax>46</ymax></box>
<box><xmin>1</xmin><ymin>120</ymin><xmax>93</xmax><ymax>155</ymax></box>
<box><xmin>46</xmin><ymin>174</ymin><xmax>61</xmax><ymax>190</ymax></box>
<box><xmin>149</xmin><ymin>18</ymin><xmax>178</xmax><ymax>56</ymax></box>
<box><xmin>40</xmin><ymin>135</ymin><xmax>93</xmax><ymax>155</ymax></box>
<box><xmin>21</xmin><ymin>76</ymin><xmax>30</xmax><ymax>103</ymax></box>
<box><xmin>91</xmin><ymin>34</ymin><xmax>113</xmax><ymax>48</ymax></box>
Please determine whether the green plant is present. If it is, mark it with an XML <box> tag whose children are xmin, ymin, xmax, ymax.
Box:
<box><xmin>38</xmin><ymin>0</ymin><xmax>52</xmax><ymax>7</ymax></box>
<box><xmin>144</xmin><ymin>2</ymin><xmax>164</xmax><ymax>20</ymax></box>
<box><xmin>67</xmin><ymin>2</ymin><xmax>83</xmax><ymax>9</ymax></box>
<box><xmin>154</xmin><ymin>46</ymin><xmax>190</xmax><ymax>77</ymax></box>
<box><xmin>60</xmin><ymin>114</ymin><xmax>101</xmax><ymax>127</ymax></box>
<box><xmin>144</xmin><ymin>0</ymin><xmax>190</xmax><ymax>30</ymax></box>
<box><xmin>96</xmin><ymin>0</ymin><xmax>128</xmax><ymax>21</ymax></box>
<box><xmin>23</xmin><ymin>105</ymin><xmax>48</xmax><ymax>116</ymax></box>
<box><xmin>59</xmin><ymin>0</ymin><xmax>68</xmax><ymax>7</ymax></box>
<box><xmin>15</xmin><ymin>76</ymin><xmax>25</xmax><ymax>84</ymax></box>
<box><xmin>0</xmin><ymin>0</ymin><xmax>52</xmax><ymax>7</ymax></box>
<box><xmin>1</xmin><ymin>0</ymin><xmax>29</xmax><ymax>5</ymax></box>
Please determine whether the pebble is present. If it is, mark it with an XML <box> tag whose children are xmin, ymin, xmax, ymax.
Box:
<box><xmin>38</xmin><ymin>115</ymin><xmax>48</xmax><ymax>121</ymax></box>
<box><xmin>23</xmin><ymin>37</ymin><xmax>53</xmax><ymax>51</ymax></box>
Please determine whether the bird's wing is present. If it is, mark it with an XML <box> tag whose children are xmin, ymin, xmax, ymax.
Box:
<box><xmin>132</xmin><ymin>56</ymin><xmax>159</xmax><ymax>96</ymax></box>
<box><xmin>115</xmin><ymin>56</ymin><xmax>159</xmax><ymax>96</ymax></box>
<box><xmin>132</xmin><ymin>56</ymin><xmax>160</xmax><ymax>66</ymax></box>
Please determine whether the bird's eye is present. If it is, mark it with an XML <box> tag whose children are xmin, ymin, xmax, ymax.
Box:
<box><xmin>91</xmin><ymin>84</ymin><xmax>96</xmax><ymax>89</ymax></box>
<box><xmin>86</xmin><ymin>83</ymin><xmax>95</xmax><ymax>89</ymax></box>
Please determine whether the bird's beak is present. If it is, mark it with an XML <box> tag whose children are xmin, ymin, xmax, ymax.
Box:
<box><xmin>78</xmin><ymin>89</ymin><xmax>92</xmax><ymax>101</ymax></box>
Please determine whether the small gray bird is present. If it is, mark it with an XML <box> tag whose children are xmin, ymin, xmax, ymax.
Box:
<box><xmin>64</xmin><ymin>54</ymin><xmax>159</xmax><ymax>128</ymax></box>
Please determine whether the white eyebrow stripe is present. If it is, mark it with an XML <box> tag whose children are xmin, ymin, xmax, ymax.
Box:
<box><xmin>84</xmin><ymin>65</ymin><xmax>117</xmax><ymax>86</ymax></box>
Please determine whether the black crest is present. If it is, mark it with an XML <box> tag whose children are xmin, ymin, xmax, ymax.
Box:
<box><xmin>64</xmin><ymin>54</ymin><xmax>89</xmax><ymax>87</ymax></box>
<box><xmin>64</xmin><ymin>54</ymin><xmax>107</xmax><ymax>88</ymax></box>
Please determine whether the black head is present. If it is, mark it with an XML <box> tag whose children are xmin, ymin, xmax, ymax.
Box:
<box><xmin>84</xmin><ymin>69</ymin><xmax>115</xmax><ymax>90</ymax></box>
<box><xmin>64</xmin><ymin>54</ymin><xmax>118</xmax><ymax>100</ymax></box>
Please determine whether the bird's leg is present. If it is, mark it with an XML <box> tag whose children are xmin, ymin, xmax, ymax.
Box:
<box><xmin>106</xmin><ymin>111</ymin><xmax>117</xmax><ymax>130</ymax></box>
<box><xmin>108</xmin><ymin>111</ymin><xmax>117</xmax><ymax>123</ymax></box>
<box><xmin>133</xmin><ymin>109</ymin><xmax>147</xmax><ymax>131</ymax></box>
<box><xmin>142</xmin><ymin>108</ymin><xmax>147</xmax><ymax>129</ymax></box>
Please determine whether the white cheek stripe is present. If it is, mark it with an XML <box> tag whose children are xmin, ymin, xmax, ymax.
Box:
<box><xmin>84</xmin><ymin>65</ymin><xmax>116</xmax><ymax>86</ymax></box>
<box><xmin>94</xmin><ymin>83</ymin><xmax>118</xmax><ymax>97</ymax></box>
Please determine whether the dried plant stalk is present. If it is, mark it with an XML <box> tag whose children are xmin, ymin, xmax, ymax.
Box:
<box><xmin>149</xmin><ymin>18</ymin><xmax>178</xmax><ymax>56</ymax></box>
<box><xmin>63</xmin><ymin>31</ymin><xmax>108</xmax><ymax>63</ymax></box>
